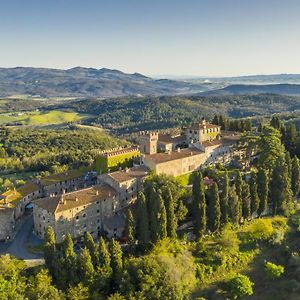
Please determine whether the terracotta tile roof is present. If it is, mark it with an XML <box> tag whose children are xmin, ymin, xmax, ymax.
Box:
<box><xmin>189</xmin><ymin>123</ymin><xmax>220</xmax><ymax>131</ymax></box>
<box><xmin>0</xmin><ymin>182</ymin><xmax>40</xmax><ymax>205</ymax></box>
<box><xmin>33</xmin><ymin>184</ymin><xmax>117</xmax><ymax>214</ymax></box>
<box><xmin>108</xmin><ymin>166</ymin><xmax>149</xmax><ymax>183</ymax></box>
<box><xmin>201</xmin><ymin>135</ymin><xmax>240</xmax><ymax>148</ymax></box>
<box><xmin>158</xmin><ymin>134</ymin><xmax>186</xmax><ymax>144</ymax></box>
<box><xmin>40</xmin><ymin>170</ymin><xmax>84</xmax><ymax>186</ymax></box>
<box><xmin>144</xmin><ymin>147</ymin><xmax>204</xmax><ymax>164</ymax></box>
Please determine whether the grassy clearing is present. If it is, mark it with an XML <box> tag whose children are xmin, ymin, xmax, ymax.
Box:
<box><xmin>0</xmin><ymin>110</ymin><xmax>90</xmax><ymax>125</ymax></box>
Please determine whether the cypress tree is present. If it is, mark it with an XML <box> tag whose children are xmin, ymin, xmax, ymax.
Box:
<box><xmin>270</xmin><ymin>116</ymin><xmax>281</xmax><ymax>129</ymax></box>
<box><xmin>285</xmin><ymin>151</ymin><xmax>292</xmax><ymax>178</ymax></box>
<box><xmin>212</xmin><ymin>115</ymin><xmax>219</xmax><ymax>125</ymax></box>
<box><xmin>83</xmin><ymin>232</ymin><xmax>98</xmax><ymax>267</ymax></box>
<box><xmin>241</xmin><ymin>182</ymin><xmax>251</xmax><ymax>220</ymax></box>
<box><xmin>164</xmin><ymin>187</ymin><xmax>177</xmax><ymax>239</ymax></box>
<box><xmin>77</xmin><ymin>247</ymin><xmax>94</xmax><ymax>285</ymax></box>
<box><xmin>270</xmin><ymin>156</ymin><xmax>294</xmax><ymax>216</ymax></box>
<box><xmin>157</xmin><ymin>193</ymin><xmax>167</xmax><ymax>240</ymax></box>
<box><xmin>291</xmin><ymin>156</ymin><xmax>300</xmax><ymax>197</ymax></box>
<box><xmin>193</xmin><ymin>172</ymin><xmax>206</xmax><ymax>238</ymax></box>
<box><xmin>98</xmin><ymin>237</ymin><xmax>112</xmax><ymax>274</ymax></box>
<box><xmin>149</xmin><ymin>189</ymin><xmax>160</xmax><ymax>243</ymax></box>
<box><xmin>136</xmin><ymin>192</ymin><xmax>150</xmax><ymax>247</ymax></box>
<box><xmin>285</xmin><ymin>124</ymin><xmax>298</xmax><ymax>156</ymax></box>
<box><xmin>124</xmin><ymin>209</ymin><xmax>135</xmax><ymax>249</ymax></box>
<box><xmin>257</xmin><ymin>168</ymin><xmax>268</xmax><ymax>216</ymax></box>
<box><xmin>249</xmin><ymin>172</ymin><xmax>259</xmax><ymax>216</ymax></box>
<box><xmin>109</xmin><ymin>239</ymin><xmax>123</xmax><ymax>286</ymax></box>
<box><xmin>220</xmin><ymin>170</ymin><xmax>229</xmax><ymax>225</ymax></box>
<box><xmin>44</xmin><ymin>226</ymin><xmax>57</xmax><ymax>276</ymax></box>
<box><xmin>228</xmin><ymin>185</ymin><xmax>241</xmax><ymax>225</ymax></box>
<box><xmin>62</xmin><ymin>233</ymin><xmax>78</xmax><ymax>286</ymax></box>
<box><xmin>235</xmin><ymin>171</ymin><xmax>243</xmax><ymax>200</ymax></box>
<box><xmin>207</xmin><ymin>182</ymin><xmax>221</xmax><ymax>232</ymax></box>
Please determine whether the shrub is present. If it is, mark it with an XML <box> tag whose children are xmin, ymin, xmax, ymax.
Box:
<box><xmin>227</xmin><ymin>273</ymin><xmax>254</xmax><ymax>299</ymax></box>
<box><xmin>269</xmin><ymin>229</ymin><xmax>285</xmax><ymax>245</ymax></box>
<box><xmin>265</xmin><ymin>262</ymin><xmax>285</xmax><ymax>279</ymax></box>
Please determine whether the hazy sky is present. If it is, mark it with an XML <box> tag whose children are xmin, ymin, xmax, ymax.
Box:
<box><xmin>1</xmin><ymin>0</ymin><xmax>300</xmax><ymax>76</ymax></box>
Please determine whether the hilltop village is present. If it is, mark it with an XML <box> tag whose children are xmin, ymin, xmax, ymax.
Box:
<box><xmin>0</xmin><ymin>119</ymin><xmax>241</xmax><ymax>242</ymax></box>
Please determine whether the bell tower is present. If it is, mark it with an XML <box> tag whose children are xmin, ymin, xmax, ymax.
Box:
<box><xmin>139</xmin><ymin>131</ymin><xmax>158</xmax><ymax>154</ymax></box>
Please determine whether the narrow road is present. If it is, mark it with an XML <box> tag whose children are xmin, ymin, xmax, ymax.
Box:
<box><xmin>0</xmin><ymin>216</ymin><xmax>43</xmax><ymax>260</ymax></box>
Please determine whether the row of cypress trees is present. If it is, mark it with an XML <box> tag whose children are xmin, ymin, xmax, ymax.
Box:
<box><xmin>127</xmin><ymin>186</ymin><xmax>178</xmax><ymax>250</ymax></box>
<box><xmin>44</xmin><ymin>229</ymin><xmax>123</xmax><ymax>296</ymax></box>
<box><xmin>192</xmin><ymin>153</ymin><xmax>300</xmax><ymax>238</ymax></box>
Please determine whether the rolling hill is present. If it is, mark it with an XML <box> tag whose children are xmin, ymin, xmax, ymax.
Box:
<box><xmin>0</xmin><ymin>67</ymin><xmax>207</xmax><ymax>98</ymax></box>
<box><xmin>200</xmin><ymin>84</ymin><xmax>300</xmax><ymax>96</ymax></box>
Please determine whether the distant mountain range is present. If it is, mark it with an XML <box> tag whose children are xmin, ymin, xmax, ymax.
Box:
<box><xmin>1</xmin><ymin>67</ymin><xmax>300</xmax><ymax>98</ymax></box>
<box><xmin>0</xmin><ymin>67</ymin><xmax>206</xmax><ymax>98</ymax></box>
<box><xmin>200</xmin><ymin>84</ymin><xmax>300</xmax><ymax>96</ymax></box>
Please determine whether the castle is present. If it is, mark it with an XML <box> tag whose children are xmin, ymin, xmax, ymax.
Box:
<box><xmin>138</xmin><ymin>119</ymin><xmax>239</xmax><ymax>176</ymax></box>
<box><xmin>1</xmin><ymin>119</ymin><xmax>240</xmax><ymax>243</ymax></box>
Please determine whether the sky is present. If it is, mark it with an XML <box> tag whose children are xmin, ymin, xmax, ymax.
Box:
<box><xmin>1</xmin><ymin>0</ymin><xmax>300</xmax><ymax>77</ymax></box>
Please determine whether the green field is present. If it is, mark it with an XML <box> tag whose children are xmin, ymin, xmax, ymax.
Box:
<box><xmin>0</xmin><ymin>110</ymin><xmax>90</xmax><ymax>125</ymax></box>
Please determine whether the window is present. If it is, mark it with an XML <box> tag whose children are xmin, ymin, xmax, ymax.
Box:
<box><xmin>76</xmin><ymin>216</ymin><xmax>79</xmax><ymax>220</ymax></box>
<box><xmin>83</xmin><ymin>214</ymin><xmax>86</xmax><ymax>218</ymax></box>
<box><xmin>97</xmin><ymin>209</ymin><xmax>100</xmax><ymax>213</ymax></box>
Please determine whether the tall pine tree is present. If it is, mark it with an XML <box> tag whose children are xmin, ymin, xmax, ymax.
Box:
<box><xmin>163</xmin><ymin>187</ymin><xmax>177</xmax><ymax>239</ymax></box>
<box><xmin>235</xmin><ymin>171</ymin><xmax>243</xmax><ymax>200</ymax></box>
<box><xmin>249</xmin><ymin>172</ymin><xmax>259</xmax><ymax>216</ymax></box>
<box><xmin>62</xmin><ymin>233</ymin><xmax>78</xmax><ymax>286</ymax></box>
<box><xmin>207</xmin><ymin>182</ymin><xmax>221</xmax><ymax>232</ymax></box>
<box><xmin>220</xmin><ymin>170</ymin><xmax>229</xmax><ymax>225</ymax></box>
<box><xmin>98</xmin><ymin>237</ymin><xmax>112</xmax><ymax>274</ymax></box>
<box><xmin>124</xmin><ymin>209</ymin><xmax>135</xmax><ymax>248</ymax></box>
<box><xmin>270</xmin><ymin>156</ymin><xmax>294</xmax><ymax>216</ymax></box>
<box><xmin>83</xmin><ymin>232</ymin><xmax>98</xmax><ymax>267</ymax></box>
<box><xmin>44</xmin><ymin>227</ymin><xmax>57</xmax><ymax>277</ymax></box>
<box><xmin>192</xmin><ymin>172</ymin><xmax>206</xmax><ymax>238</ymax></box>
<box><xmin>291</xmin><ymin>156</ymin><xmax>300</xmax><ymax>197</ymax></box>
<box><xmin>241</xmin><ymin>182</ymin><xmax>251</xmax><ymax>220</ymax></box>
<box><xmin>109</xmin><ymin>239</ymin><xmax>123</xmax><ymax>287</ymax></box>
<box><xmin>77</xmin><ymin>247</ymin><xmax>94</xmax><ymax>286</ymax></box>
<box><xmin>136</xmin><ymin>192</ymin><xmax>150</xmax><ymax>247</ymax></box>
<box><xmin>257</xmin><ymin>168</ymin><xmax>268</xmax><ymax>216</ymax></box>
<box><xmin>228</xmin><ymin>185</ymin><xmax>241</xmax><ymax>225</ymax></box>
<box><xmin>157</xmin><ymin>193</ymin><xmax>167</xmax><ymax>240</ymax></box>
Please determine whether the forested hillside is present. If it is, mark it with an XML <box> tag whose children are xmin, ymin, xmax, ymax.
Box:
<box><xmin>54</xmin><ymin>94</ymin><xmax>300</xmax><ymax>133</ymax></box>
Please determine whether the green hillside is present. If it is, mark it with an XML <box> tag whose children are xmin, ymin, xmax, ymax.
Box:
<box><xmin>0</xmin><ymin>110</ymin><xmax>90</xmax><ymax>125</ymax></box>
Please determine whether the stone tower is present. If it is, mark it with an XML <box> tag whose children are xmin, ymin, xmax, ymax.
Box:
<box><xmin>139</xmin><ymin>131</ymin><xmax>158</xmax><ymax>154</ymax></box>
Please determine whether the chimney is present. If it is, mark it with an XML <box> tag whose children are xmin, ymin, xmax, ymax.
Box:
<box><xmin>95</xmin><ymin>190</ymin><xmax>99</xmax><ymax>196</ymax></box>
<box><xmin>75</xmin><ymin>197</ymin><xmax>78</xmax><ymax>202</ymax></box>
<box><xmin>60</xmin><ymin>196</ymin><xmax>65</xmax><ymax>204</ymax></box>
<box><xmin>177</xmin><ymin>147</ymin><xmax>181</xmax><ymax>153</ymax></box>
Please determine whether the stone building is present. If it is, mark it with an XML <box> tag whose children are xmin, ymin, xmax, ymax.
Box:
<box><xmin>33</xmin><ymin>185</ymin><xmax>117</xmax><ymax>243</ymax></box>
<box><xmin>139</xmin><ymin>119</ymin><xmax>239</xmax><ymax>177</ymax></box>
<box><xmin>40</xmin><ymin>170</ymin><xmax>86</xmax><ymax>197</ymax></box>
<box><xmin>0</xmin><ymin>182</ymin><xmax>41</xmax><ymax>240</ymax></box>
<box><xmin>95</xmin><ymin>146</ymin><xmax>140</xmax><ymax>174</ymax></box>
<box><xmin>186</xmin><ymin>119</ymin><xmax>221</xmax><ymax>147</ymax></box>
<box><xmin>0</xmin><ymin>170</ymin><xmax>92</xmax><ymax>241</ymax></box>
<box><xmin>139</xmin><ymin>132</ymin><xmax>158</xmax><ymax>154</ymax></box>
<box><xmin>98</xmin><ymin>165</ymin><xmax>149</xmax><ymax>210</ymax></box>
